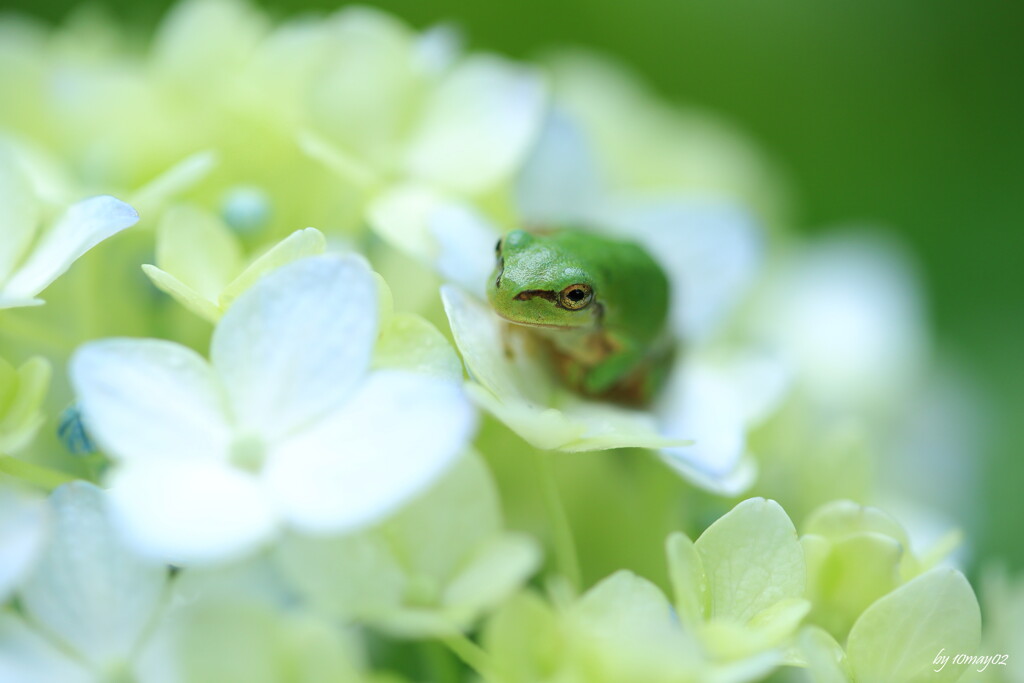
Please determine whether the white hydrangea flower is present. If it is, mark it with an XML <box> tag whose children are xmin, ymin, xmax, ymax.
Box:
<box><xmin>0</xmin><ymin>482</ymin><xmax>169</xmax><ymax>683</ymax></box>
<box><xmin>0</xmin><ymin>146</ymin><xmax>138</xmax><ymax>309</ymax></box>
<box><xmin>70</xmin><ymin>254</ymin><xmax>476</xmax><ymax>565</ymax></box>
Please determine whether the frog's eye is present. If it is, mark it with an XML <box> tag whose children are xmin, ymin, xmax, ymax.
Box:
<box><xmin>558</xmin><ymin>283</ymin><xmax>593</xmax><ymax>310</ymax></box>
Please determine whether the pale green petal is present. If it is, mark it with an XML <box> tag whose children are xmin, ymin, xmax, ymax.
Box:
<box><xmin>0</xmin><ymin>146</ymin><xmax>40</xmax><ymax>284</ymax></box>
<box><xmin>219</xmin><ymin>227</ymin><xmax>326</xmax><ymax>309</ymax></box>
<box><xmin>140</xmin><ymin>598</ymin><xmax>366</xmax><ymax>683</ymax></box>
<box><xmin>846</xmin><ymin>568</ymin><xmax>981</xmax><ymax>683</ymax></box>
<box><xmin>382</xmin><ymin>453</ymin><xmax>501</xmax><ymax>583</ymax></box>
<box><xmin>803</xmin><ymin>499</ymin><xmax>911</xmax><ymax>549</ymax></box>
<box><xmin>367</xmin><ymin>183</ymin><xmax>450</xmax><ymax>265</ymax></box>
<box><xmin>441</xmin><ymin>533</ymin><xmax>541</xmax><ymax>620</ymax></box>
<box><xmin>665</xmin><ymin>531</ymin><xmax>708</xmax><ymax>623</ymax></box>
<box><xmin>152</xmin><ymin>0</ymin><xmax>267</xmax><ymax>84</ymax></box>
<box><xmin>131</xmin><ymin>150</ymin><xmax>219</xmax><ymax>217</ymax></box>
<box><xmin>141</xmin><ymin>264</ymin><xmax>223</xmax><ymax>323</ymax></box>
<box><xmin>483</xmin><ymin>592</ymin><xmax>563</xmax><ymax>683</ymax></box>
<box><xmin>571</xmin><ymin>570</ymin><xmax>673</xmax><ymax>630</ymax></box>
<box><xmin>154</xmin><ymin>204</ymin><xmax>243</xmax><ymax>302</ymax></box>
<box><xmin>19</xmin><ymin>482</ymin><xmax>168</xmax><ymax>669</ymax></box>
<box><xmin>405</xmin><ymin>55</ymin><xmax>546</xmax><ymax>193</ymax></box>
<box><xmin>806</xmin><ymin>532</ymin><xmax>903</xmax><ymax>640</ymax></box>
<box><xmin>373</xmin><ymin>312</ymin><xmax>463</xmax><ymax>382</ymax></box>
<box><xmin>277</xmin><ymin>531</ymin><xmax>407</xmax><ymax>620</ymax></box>
<box><xmin>797</xmin><ymin>626</ymin><xmax>850</xmax><ymax>683</ymax></box>
<box><xmin>0</xmin><ymin>356</ymin><xmax>50</xmax><ymax>453</ymax></box>
<box><xmin>308</xmin><ymin>7</ymin><xmax>419</xmax><ymax>171</ymax></box>
<box><xmin>695</xmin><ymin>498</ymin><xmax>805</xmax><ymax>624</ymax></box>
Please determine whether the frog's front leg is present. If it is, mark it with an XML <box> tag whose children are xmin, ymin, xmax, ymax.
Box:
<box><xmin>580</xmin><ymin>341</ymin><xmax>646</xmax><ymax>396</ymax></box>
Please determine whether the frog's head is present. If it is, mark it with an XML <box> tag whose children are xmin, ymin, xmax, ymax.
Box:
<box><xmin>487</xmin><ymin>229</ymin><xmax>599</xmax><ymax>329</ymax></box>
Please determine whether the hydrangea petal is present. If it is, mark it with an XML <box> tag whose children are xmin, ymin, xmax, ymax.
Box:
<box><xmin>603</xmin><ymin>198</ymin><xmax>762</xmax><ymax>342</ymax></box>
<box><xmin>19</xmin><ymin>483</ymin><xmax>167</xmax><ymax>669</ymax></box>
<box><xmin>442</xmin><ymin>534</ymin><xmax>541</xmax><ymax>621</ymax></box>
<box><xmin>0</xmin><ymin>485</ymin><xmax>49</xmax><ymax>601</ymax></box>
<box><xmin>0</xmin><ymin>614</ymin><xmax>90</xmax><ymax>683</ymax></box>
<box><xmin>657</xmin><ymin>361</ymin><xmax>749</xmax><ymax>486</ymax></box>
<box><xmin>218</xmin><ymin>227</ymin><xmax>326</xmax><ymax>309</ymax></box>
<box><xmin>141</xmin><ymin>265</ymin><xmax>223</xmax><ymax>323</ymax></box>
<box><xmin>373</xmin><ymin>312</ymin><xmax>464</xmax><ymax>382</ymax></box>
<box><xmin>70</xmin><ymin>339</ymin><xmax>231</xmax><ymax>463</ymax></box>
<box><xmin>0</xmin><ymin>146</ymin><xmax>40</xmax><ymax>284</ymax></box>
<box><xmin>266</xmin><ymin>370</ymin><xmax>475</xmax><ymax>534</ymax></box>
<box><xmin>694</xmin><ymin>498</ymin><xmax>805</xmax><ymax>624</ymax></box>
<box><xmin>847</xmin><ymin>568</ymin><xmax>980</xmax><ymax>683</ymax></box>
<box><xmin>3</xmin><ymin>196</ymin><xmax>139</xmax><ymax>301</ymax></box>
<box><xmin>153</xmin><ymin>205</ymin><xmax>243</xmax><ymax>302</ymax></box>
<box><xmin>405</xmin><ymin>55</ymin><xmax>546</xmax><ymax>193</ymax></box>
<box><xmin>107</xmin><ymin>460</ymin><xmax>278</xmax><ymax>565</ymax></box>
<box><xmin>211</xmin><ymin>254</ymin><xmax>377</xmax><ymax>439</ymax></box>
<box><xmin>428</xmin><ymin>203</ymin><xmax>500</xmax><ymax>297</ymax></box>
<box><xmin>515</xmin><ymin>107</ymin><xmax>603</xmax><ymax>226</ymax></box>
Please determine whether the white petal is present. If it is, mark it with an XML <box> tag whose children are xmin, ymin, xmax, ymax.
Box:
<box><xmin>440</xmin><ymin>284</ymin><xmax>552</xmax><ymax>405</ymax></box>
<box><xmin>19</xmin><ymin>482</ymin><xmax>167</xmax><ymax>669</ymax></box>
<box><xmin>266</xmin><ymin>370</ymin><xmax>475</xmax><ymax>534</ymax></box>
<box><xmin>752</xmin><ymin>233</ymin><xmax>927</xmax><ymax>403</ymax></box>
<box><xmin>428</xmin><ymin>203</ymin><xmax>501</xmax><ymax>297</ymax></box>
<box><xmin>656</xmin><ymin>361</ymin><xmax>752</xmax><ymax>492</ymax></box>
<box><xmin>602</xmin><ymin>198</ymin><xmax>763</xmax><ymax>341</ymax></box>
<box><xmin>0</xmin><ymin>614</ymin><xmax>90</xmax><ymax>683</ymax></box>
<box><xmin>0</xmin><ymin>146</ymin><xmax>40</xmax><ymax>284</ymax></box>
<box><xmin>405</xmin><ymin>55</ymin><xmax>547</xmax><ymax>194</ymax></box>
<box><xmin>107</xmin><ymin>460</ymin><xmax>278</xmax><ymax>566</ymax></box>
<box><xmin>211</xmin><ymin>254</ymin><xmax>377</xmax><ymax>440</ymax></box>
<box><xmin>3</xmin><ymin>195</ymin><xmax>138</xmax><ymax>301</ymax></box>
<box><xmin>515</xmin><ymin>107</ymin><xmax>604</xmax><ymax>226</ymax></box>
<box><xmin>0</xmin><ymin>485</ymin><xmax>49</xmax><ymax>601</ymax></box>
<box><xmin>70</xmin><ymin>339</ymin><xmax>232</xmax><ymax>463</ymax></box>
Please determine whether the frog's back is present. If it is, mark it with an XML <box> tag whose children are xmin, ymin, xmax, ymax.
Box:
<box><xmin>545</xmin><ymin>228</ymin><xmax>670</xmax><ymax>345</ymax></box>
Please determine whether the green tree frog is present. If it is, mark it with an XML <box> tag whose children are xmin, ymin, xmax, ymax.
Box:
<box><xmin>487</xmin><ymin>228</ymin><xmax>672</xmax><ymax>404</ymax></box>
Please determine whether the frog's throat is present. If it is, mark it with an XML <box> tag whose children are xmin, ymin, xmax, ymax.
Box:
<box><xmin>492</xmin><ymin>310</ymin><xmax>574</xmax><ymax>330</ymax></box>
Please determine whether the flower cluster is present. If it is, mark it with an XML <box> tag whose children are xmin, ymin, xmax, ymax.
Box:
<box><xmin>0</xmin><ymin>1</ymin><xmax>999</xmax><ymax>681</ymax></box>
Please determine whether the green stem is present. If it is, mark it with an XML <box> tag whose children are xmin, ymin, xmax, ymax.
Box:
<box><xmin>442</xmin><ymin>633</ymin><xmax>498</xmax><ymax>683</ymax></box>
<box><xmin>0</xmin><ymin>455</ymin><xmax>78</xmax><ymax>491</ymax></box>
<box><xmin>531</xmin><ymin>449</ymin><xmax>581</xmax><ymax>590</ymax></box>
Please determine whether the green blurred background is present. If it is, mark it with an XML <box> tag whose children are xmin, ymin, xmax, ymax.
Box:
<box><xmin>5</xmin><ymin>0</ymin><xmax>1023</xmax><ymax>567</ymax></box>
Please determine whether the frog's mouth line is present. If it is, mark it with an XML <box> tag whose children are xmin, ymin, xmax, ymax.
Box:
<box><xmin>513</xmin><ymin>289</ymin><xmax>557</xmax><ymax>302</ymax></box>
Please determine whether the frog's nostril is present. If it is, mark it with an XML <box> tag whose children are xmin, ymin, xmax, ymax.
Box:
<box><xmin>495</xmin><ymin>258</ymin><xmax>504</xmax><ymax>288</ymax></box>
